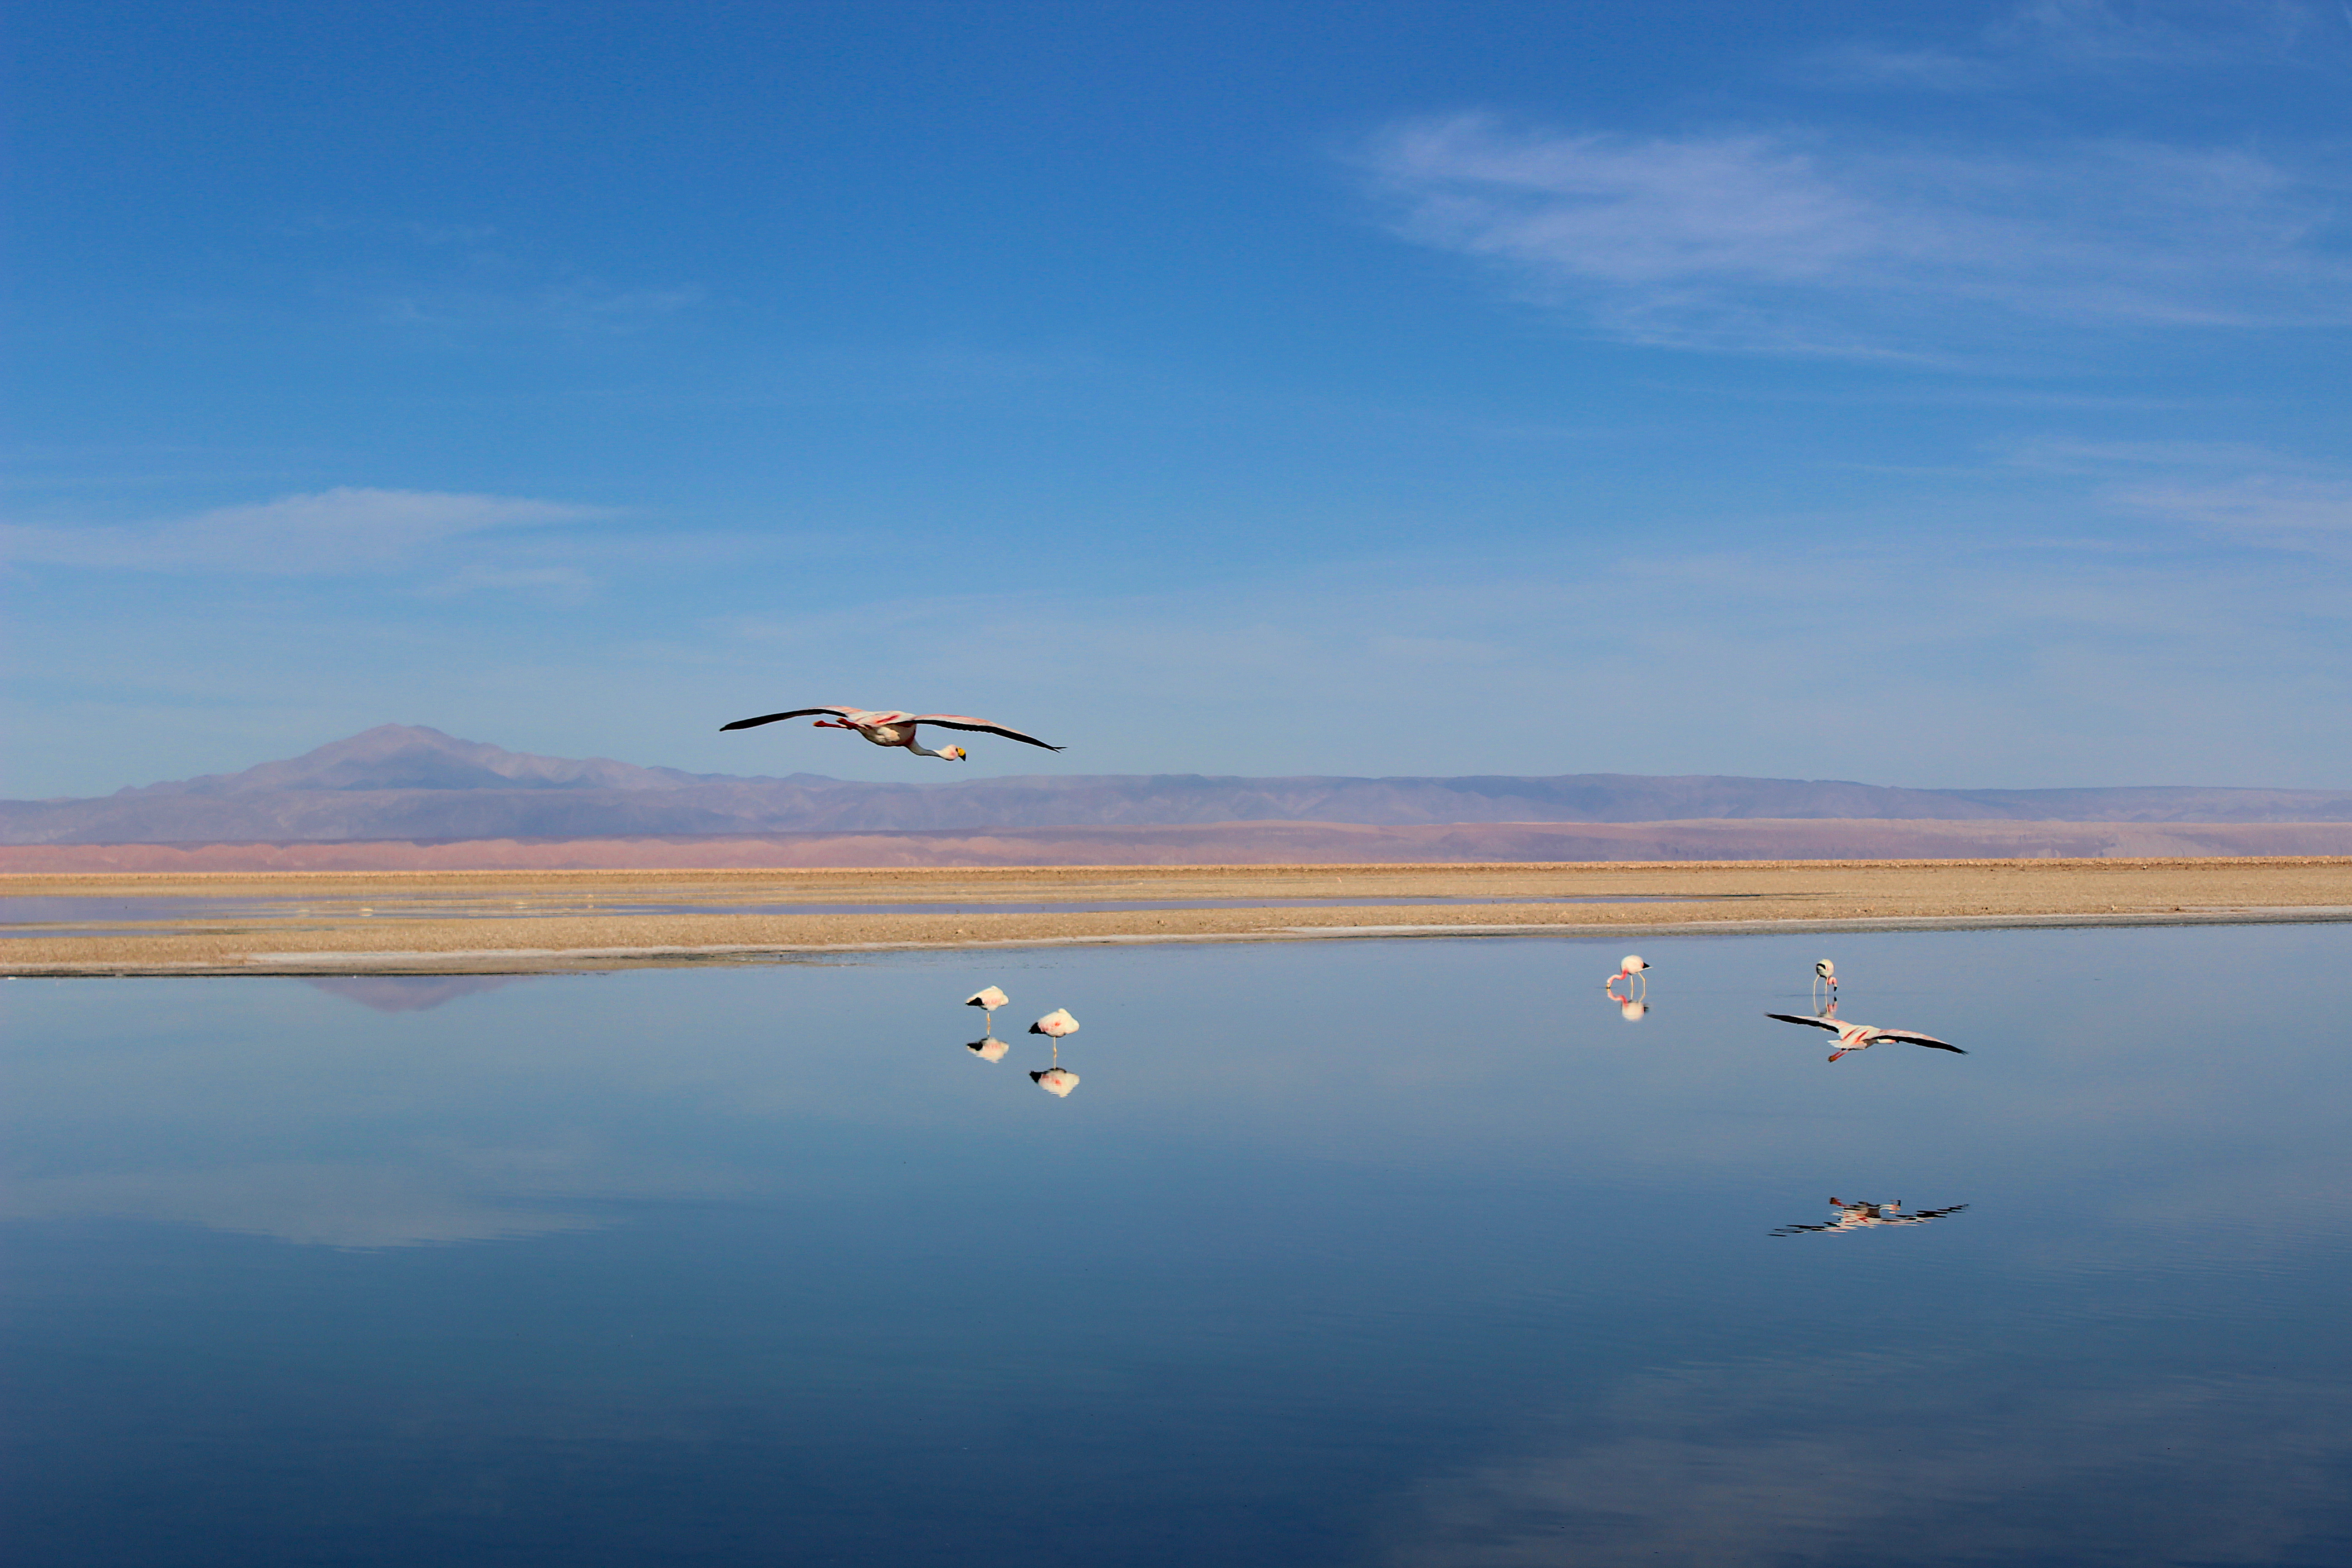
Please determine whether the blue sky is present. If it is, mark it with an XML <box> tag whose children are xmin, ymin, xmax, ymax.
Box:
<box><xmin>7</xmin><ymin>0</ymin><xmax>2350</xmax><ymax>796</ymax></box>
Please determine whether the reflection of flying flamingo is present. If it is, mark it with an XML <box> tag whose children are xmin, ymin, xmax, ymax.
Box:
<box><xmin>1813</xmin><ymin>959</ymin><xmax>1837</xmax><ymax>1008</ymax></box>
<box><xmin>1767</xmin><ymin>1003</ymin><xmax>1965</xmax><ymax>1063</ymax></box>
<box><xmin>1771</xmin><ymin>1197</ymin><xmax>1968</xmax><ymax>1236</ymax></box>
<box><xmin>1606</xmin><ymin>955</ymin><xmax>1651</xmax><ymax>1000</ymax></box>
<box><xmin>720</xmin><ymin>706</ymin><xmax>1063</xmax><ymax>760</ymax></box>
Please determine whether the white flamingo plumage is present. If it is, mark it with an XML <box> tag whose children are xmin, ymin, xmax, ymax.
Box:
<box><xmin>1029</xmin><ymin>1007</ymin><xmax>1080</xmax><ymax>1073</ymax></box>
<box><xmin>1606</xmin><ymin>955</ymin><xmax>1651</xmax><ymax>1000</ymax></box>
<box><xmin>1812</xmin><ymin>959</ymin><xmax>1838</xmax><ymax>1008</ymax></box>
<box><xmin>720</xmin><ymin>705</ymin><xmax>1062</xmax><ymax>760</ymax></box>
<box><xmin>963</xmin><ymin>986</ymin><xmax>1012</xmax><ymax>1062</ymax></box>
<box><xmin>1767</xmin><ymin>1003</ymin><xmax>1965</xmax><ymax>1063</ymax></box>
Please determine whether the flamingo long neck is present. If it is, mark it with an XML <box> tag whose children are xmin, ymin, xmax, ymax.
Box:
<box><xmin>910</xmin><ymin>740</ymin><xmax>956</xmax><ymax>759</ymax></box>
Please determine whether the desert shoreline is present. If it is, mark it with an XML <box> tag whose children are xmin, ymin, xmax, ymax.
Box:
<box><xmin>4</xmin><ymin>856</ymin><xmax>2348</xmax><ymax>976</ymax></box>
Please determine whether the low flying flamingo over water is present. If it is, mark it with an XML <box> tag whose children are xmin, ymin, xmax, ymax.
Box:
<box><xmin>720</xmin><ymin>706</ymin><xmax>1063</xmax><ymax>760</ymax></box>
<box><xmin>1767</xmin><ymin>1004</ymin><xmax>1965</xmax><ymax>1063</ymax></box>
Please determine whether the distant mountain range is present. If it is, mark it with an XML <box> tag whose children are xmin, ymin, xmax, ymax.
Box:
<box><xmin>5</xmin><ymin>724</ymin><xmax>2351</xmax><ymax>847</ymax></box>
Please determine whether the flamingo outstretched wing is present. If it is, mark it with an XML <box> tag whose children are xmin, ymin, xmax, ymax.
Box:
<box><xmin>720</xmin><ymin>706</ymin><xmax>860</xmax><ymax>732</ymax></box>
<box><xmin>1882</xmin><ymin>1031</ymin><xmax>1965</xmax><ymax>1053</ymax></box>
<box><xmin>1766</xmin><ymin>1012</ymin><xmax>1843</xmax><ymax>1032</ymax></box>
<box><xmin>906</xmin><ymin>714</ymin><xmax>1064</xmax><ymax>751</ymax></box>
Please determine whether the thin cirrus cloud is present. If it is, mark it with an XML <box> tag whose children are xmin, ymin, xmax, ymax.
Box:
<box><xmin>2003</xmin><ymin>440</ymin><xmax>2352</xmax><ymax>548</ymax></box>
<box><xmin>1360</xmin><ymin>116</ymin><xmax>2352</xmax><ymax>357</ymax></box>
<box><xmin>0</xmin><ymin>487</ymin><xmax>609</xmax><ymax>576</ymax></box>
<box><xmin>1806</xmin><ymin>0</ymin><xmax>2331</xmax><ymax>89</ymax></box>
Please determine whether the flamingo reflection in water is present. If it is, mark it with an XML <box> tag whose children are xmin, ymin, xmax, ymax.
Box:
<box><xmin>1767</xmin><ymin>1001</ymin><xmax>1965</xmax><ymax>1063</ymax></box>
<box><xmin>1772</xmin><ymin>1197</ymin><xmax>1969</xmax><ymax>1236</ymax></box>
<box><xmin>1029</xmin><ymin>1008</ymin><xmax>1081</xmax><ymax>1096</ymax></box>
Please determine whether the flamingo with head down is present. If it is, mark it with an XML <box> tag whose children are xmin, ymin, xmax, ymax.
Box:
<box><xmin>720</xmin><ymin>706</ymin><xmax>1062</xmax><ymax>760</ymax></box>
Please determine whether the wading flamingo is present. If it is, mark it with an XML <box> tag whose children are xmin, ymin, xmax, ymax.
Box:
<box><xmin>1606</xmin><ymin>955</ymin><xmax>1651</xmax><ymax>1001</ymax></box>
<box><xmin>720</xmin><ymin>706</ymin><xmax>1062</xmax><ymax>760</ymax></box>
<box><xmin>1029</xmin><ymin>1006</ymin><xmax>1081</xmax><ymax>1078</ymax></box>
<box><xmin>963</xmin><ymin>986</ymin><xmax>1012</xmax><ymax>1062</ymax></box>
<box><xmin>966</xmin><ymin>986</ymin><xmax>1009</xmax><ymax>1030</ymax></box>
<box><xmin>1766</xmin><ymin>1004</ymin><xmax>1965</xmax><ymax>1063</ymax></box>
<box><xmin>1813</xmin><ymin>960</ymin><xmax>1837</xmax><ymax>1008</ymax></box>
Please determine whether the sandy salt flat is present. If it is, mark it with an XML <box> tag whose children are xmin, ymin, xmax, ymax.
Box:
<box><xmin>3</xmin><ymin>857</ymin><xmax>2347</xmax><ymax>975</ymax></box>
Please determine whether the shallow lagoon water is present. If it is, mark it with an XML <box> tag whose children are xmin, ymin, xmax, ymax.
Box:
<box><xmin>5</xmin><ymin>925</ymin><xmax>2350</xmax><ymax>1566</ymax></box>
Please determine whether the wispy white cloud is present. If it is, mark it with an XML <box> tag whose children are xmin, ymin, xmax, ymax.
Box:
<box><xmin>1808</xmin><ymin>0</ymin><xmax>2337</xmax><ymax>90</ymax></box>
<box><xmin>1</xmin><ymin>487</ymin><xmax>608</xmax><ymax>575</ymax></box>
<box><xmin>2004</xmin><ymin>439</ymin><xmax>2352</xmax><ymax>546</ymax></box>
<box><xmin>1360</xmin><ymin>118</ymin><xmax>2352</xmax><ymax>356</ymax></box>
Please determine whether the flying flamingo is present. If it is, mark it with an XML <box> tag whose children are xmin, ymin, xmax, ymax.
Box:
<box><xmin>720</xmin><ymin>705</ymin><xmax>1063</xmax><ymax>760</ymax></box>
<box><xmin>1766</xmin><ymin>1004</ymin><xmax>1965</xmax><ymax>1063</ymax></box>
<box><xmin>1606</xmin><ymin>955</ymin><xmax>1651</xmax><ymax>1000</ymax></box>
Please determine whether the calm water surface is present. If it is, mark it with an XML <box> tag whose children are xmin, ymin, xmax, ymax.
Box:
<box><xmin>5</xmin><ymin>926</ymin><xmax>2350</xmax><ymax>1566</ymax></box>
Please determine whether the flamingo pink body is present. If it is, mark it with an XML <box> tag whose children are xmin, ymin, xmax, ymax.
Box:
<box><xmin>1766</xmin><ymin>1004</ymin><xmax>1965</xmax><ymax>1063</ymax></box>
<box><xmin>720</xmin><ymin>705</ymin><xmax>1062</xmax><ymax>760</ymax></box>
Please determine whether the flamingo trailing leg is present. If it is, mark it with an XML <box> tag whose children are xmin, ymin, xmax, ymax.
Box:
<box><xmin>721</xmin><ymin>706</ymin><xmax>1062</xmax><ymax>761</ymax></box>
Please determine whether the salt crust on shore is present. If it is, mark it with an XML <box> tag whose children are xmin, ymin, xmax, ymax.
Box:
<box><xmin>4</xmin><ymin>858</ymin><xmax>2347</xmax><ymax>976</ymax></box>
